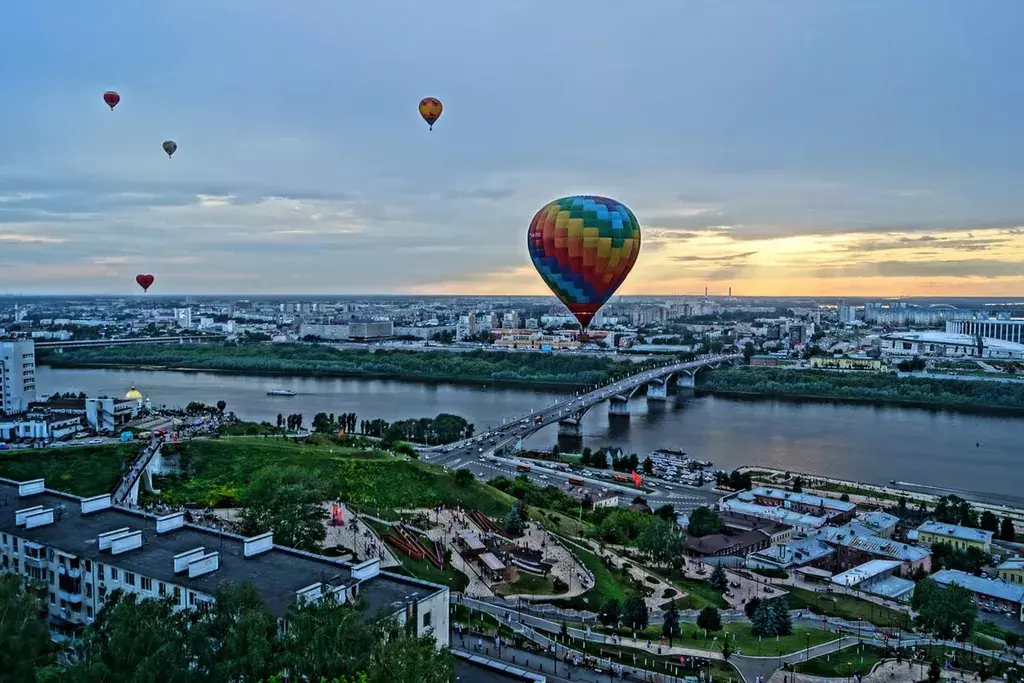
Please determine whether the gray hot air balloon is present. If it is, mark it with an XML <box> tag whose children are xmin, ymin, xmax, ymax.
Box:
<box><xmin>162</xmin><ymin>140</ymin><xmax>178</xmax><ymax>158</ymax></box>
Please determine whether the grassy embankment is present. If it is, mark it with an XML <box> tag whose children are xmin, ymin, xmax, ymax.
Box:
<box><xmin>786</xmin><ymin>644</ymin><xmax>886</xmax><ymax>677</ymax></box>
<box><xmin>783</xmin><ymin>586</ymin><xmax>910</xmax><ymax>629</ymax></box>
<box><xmin>699</xmin><ymin>366</ymin><xmax>1024</xmax><ymax>414</ymax></box>
<box><xmin>38</xmin><ymin>343</ymin><xmax>640</xmax><ymax>389</ymax></box>
<box><xmin>0</xmin><ymin>443</ymin><xmax>140</xmax><ymax>497</ymax></box>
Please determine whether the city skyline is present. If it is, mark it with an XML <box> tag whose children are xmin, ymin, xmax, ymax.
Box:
<box><xmin>3</xmin><ymin>1</ymin><xmax>1024</xmax><ymax>296</ymax></box>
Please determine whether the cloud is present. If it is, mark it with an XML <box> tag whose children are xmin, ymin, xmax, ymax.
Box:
<box><xmin>0</xmin><ymin>233</ymin><xmax>66</xmax><ymax>244</ymax></box>
<box><xmin>842</xmin><ymin>234</ymin><xmax>1009</xmax><ymax>252</ymax></box>
<box><xmin>672</xmin><ymin>251</ymin><xmax>757</xmax><ymax>263</ymax></box>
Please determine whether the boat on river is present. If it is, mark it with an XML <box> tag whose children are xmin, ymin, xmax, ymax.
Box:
<box><xmin>266</xmin><ymin>389</ymin><xmax>296</xmax><ymax>396</ymax></box>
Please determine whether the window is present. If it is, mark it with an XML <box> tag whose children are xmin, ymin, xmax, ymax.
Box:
<box><xmin>85</xmin><ymin>560</ymin><xmax>92</xmax><ymax>573</ymax></box>
<box><xmin>110</xmin><ymin>568</ymin><xmax>118</xmax><ymax>581</ymax></box>
<box><xmin>85</xmin><ymin>583</ymin><xmax>92</xmax><ymax>598</ymax></box>
<box><xmin>422</xmin><ymin>611</ymin><xmax>431</xmax><ymax>628</ymax></box>
<box><xmin>173</xmin><ymin>587</ymin><xmax>181</xmax><ymax>604</ymax></box>
<box><xmin>141</xmin><ymin>577</ymin><xmax>152</xmax><ymax>592</ymax></box>
<box><xmin>49</xmin><ymin>592</ymin><xmax>55</xmax><ymax>605</ymax></box>
<box><xmin>2</xmin><ymin>533</ymin><xmax>6</xmax><ymax>545</ymax></box>
<box><xmin>49</xmin><ymin>570</ymin><xmax>54</xmax><ymax>585</ymax></box>
<box><xmin>12</xmin><ymin>538</ymin><xmax>17</xmax><ymax>551</ymax></box>
<box><xmin>86</xmin><ymin>606</ymin><xmax>93</xmax><ymax>618</ymax></box>
<box><xmin>97</xmin><ymin>564</ymin><xmax>105</xmax><ymax>580</ymax></box>
<box><xmin>158</xmin><ymin>582</ymin><xmax>166</xmax><ymax>596</ymax></box>
<box><xmin>125</xmin><ymin>572</ymin><xmax>135</xmax><ymax>587</ymax></box>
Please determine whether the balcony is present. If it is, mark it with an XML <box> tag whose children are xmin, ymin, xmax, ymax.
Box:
<box><xmin>58</xmin><ymin>565</ymin><xmax>82</xmax><ymax>579</ymax></box>
<box><xmin>58</xmin><ymin>590</ymin><xmax>83</xmax><ymax>604</ymax></box>
<box><xmin>23</xmin><ymin>553</ymin><xmax>46</xmax><ymax>569</ymax></box>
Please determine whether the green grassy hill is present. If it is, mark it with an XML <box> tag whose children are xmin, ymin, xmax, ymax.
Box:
<box><xmin>0</xmin><ymin>443</ymin><xmax>139</xmax><ymax>497</ymax></box>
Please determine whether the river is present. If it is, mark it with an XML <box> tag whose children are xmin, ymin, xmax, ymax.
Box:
<box><xmin>36</xmin><ymin>366</ymin><xmax>1023</xmax><ymax>501</ymax></box>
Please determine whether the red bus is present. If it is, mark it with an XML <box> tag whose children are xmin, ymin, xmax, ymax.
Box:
<box><xmin>612</xmin><ymin>473</ymin><xmax>630</xmax><ymax>483</ymax></box>
<box><xmin>516</xmin><ymin>464</ymin><xmax>531</xmax><ymax>473</ymax></box>
<box><xmin>568</xmin><ymin>477</ymin><xmax>585</xmax><ymax>486</ymax></box>
<box><xmin>533</xmin><ymin>415</ymin><xmax>543</xmax><ymax>424</ymax></box>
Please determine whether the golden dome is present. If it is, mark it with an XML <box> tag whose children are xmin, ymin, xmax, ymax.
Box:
<box><xmin>125</xmin><ymin>385</ymin><xmax>144</xmax><ymax>400</ymax></box>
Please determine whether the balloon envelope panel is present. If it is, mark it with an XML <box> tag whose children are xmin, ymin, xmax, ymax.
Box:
<box><xmin>528</xmin><ymin>195</ymin><xmax>641</xmax><ymax>328</ymax></box>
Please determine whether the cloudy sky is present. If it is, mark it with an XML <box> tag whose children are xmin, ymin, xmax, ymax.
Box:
<box><xmin>3</xmin><ymin>1</ymin><xmax>1024</xmax><ymax>296</ymax></box>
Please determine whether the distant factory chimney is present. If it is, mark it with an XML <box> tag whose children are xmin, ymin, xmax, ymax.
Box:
<box><xmin>704</xmin><ymin>286</ymin><xmax>708</xmax><ymax>297</ymax></box>
<box><xmin>729</xmin><ymin>286</ymin><xmax>732</xmax><ymax>298</ymax></box>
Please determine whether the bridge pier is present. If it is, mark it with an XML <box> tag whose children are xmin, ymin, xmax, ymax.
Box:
<box><xmin>609</xmin><ymin>395</ymin><xmax>630</xmax><ymax>418</ymax></box>
<box><xmin>647</xmin><ymin>380</ymin><xmax>667</xmax><ymax>401</ymax></box>
<box><xmin>673</xmin><ymin>373</ymin><xmax>695</xmax><ymax>389</ymax></box>
<box><xmin>557</xmin><ymin>418</ymin><xmax>582</xmax><ymax>438</ymax></box>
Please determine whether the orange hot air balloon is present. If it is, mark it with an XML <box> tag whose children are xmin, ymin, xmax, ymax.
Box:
<box><xmin>103</xmin><ymin>91</ymin><xmax>120</xmax><ymax>110</ymax></box>
<box><xmin>418</xmin><ymin>97</ymin><xmax>443</xmax><ymax>130</ymax></box>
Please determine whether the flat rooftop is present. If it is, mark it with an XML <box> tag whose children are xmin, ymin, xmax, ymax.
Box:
<box><xmin>0</xmin><ymin>479</ymin><xmax>444</xmax><ymax>618</ymax></box>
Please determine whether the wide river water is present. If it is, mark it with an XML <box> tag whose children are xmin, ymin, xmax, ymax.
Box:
<box><xmin>36</xmin><ymin>366</ymin><xmax>1023</xmax><ymax>501</ymax></box>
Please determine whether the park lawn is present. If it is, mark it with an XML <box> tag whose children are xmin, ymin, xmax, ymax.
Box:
<box><xmin>786</xmin><ymin>643</ymin><xmax>885</xmax><ymax>678</ymax></box>
<box><xmin>494</xmin><ymin>572</ymin><xmax>568</xmax><ymax>597</ymax></box>
<box><xmin>0</xmin><ymin>443</ymin><xmax>139</xmax><ymax>497</ymax></box>
<box><xmin>605</xmin><ymin>622</ymin><xmax>836</xmax><ymax>657</ymax></box>
<box><xmin>390</xmin><ymin>554</ymin><xmax>469</xmax><ymax>593</ymax></box>
<box><xmin>570</xmin><ymin>638</ymin><xmax>744</xmax><ymax>683</ymax></box>
<box><xmin>783</xmin><ymin>586</ymin><xmax>910</xmax><ymax>629</ymax></box>
<box><xmin>150</xmin><ymin>438</ymin><xmax>515</xmax><ymax>515</ymax></box>
<box><xmin>533</xmin><ymin>508</ymin><xmax>592</xmax><ymax>537</ymax></box>
<box><xmin>560</xmin><ymin>538</ymin><xmax>637</xmax><ymax>611</ymax></box>
<box><xmin>663</xmin><ymin>574</ymin><xmax>729</xmax><ymax>609</ymax></box>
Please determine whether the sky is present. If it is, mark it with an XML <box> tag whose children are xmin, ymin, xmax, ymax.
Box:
<box><xmin>2</xmin><ymin>1</ymin><xmax>1024</xmax><ymax>297</ymax></box>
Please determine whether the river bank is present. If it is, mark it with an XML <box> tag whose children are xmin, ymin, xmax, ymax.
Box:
<box><xmin>37</xmin><ymin>343</ymin><xmax>639</xmax><ymax>391</ymax></box>
<box><xmin>696</xmin><ymin>387</ymin><xmax>1024</xmax><ymax>417</ymax></box>
<box><xmin>38</xmin><ymin>359</ymin><xmax>591</xmax><ymax>392</ymax></box>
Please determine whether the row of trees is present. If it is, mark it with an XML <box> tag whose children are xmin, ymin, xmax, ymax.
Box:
<box><xmin>311</xmin><ymin>412</ymin><xmax>359</xmax><ymax>434</ymax></box>
<box><xmin>359</xmin><ymin>414</ymin><xmax>474</xmax><ymax>445</ymax></box>
<box><xmin>934</xmin><ymin>495</ymin><xmax>1016</xmax><ymax>541</ymax></box>
<box><xmin>714</xmin><ymin>470</ymin><xmax>753</xmax><ymax>491</ymax></box>
<box><xmin>701</xmin><ymin>366</ymin><xmax>1024</xmax><ymax>410</ymax></box>
<box><xmin>0</xmin><ymin>575</ymin><xmax>452</xmax><ymax>683</ymax></box>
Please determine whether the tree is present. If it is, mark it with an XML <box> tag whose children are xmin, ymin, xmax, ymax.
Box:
<box><xmin>368</xmin><ymin>624</ymin><xmax>454</xmax><ymax>683</ymax></box>
<box><xmin>654</xmin><ymin>504</ymin><xmax>676</xmax><ymax>522</ymax></box>
<box><xmin>453</xmin><ymin>468</ymin><xmax>474</xmax><ymax>487</ymax></box>
<box><xmin>979</xmin><ymin>510</ymin><xmax>999</xmax><ymax>533</ymax></box>
<box><xmin>638</xmin><ymin>517</ymin><xmax>686</xmax><ymax>568</ymax></box>
<box><xmin>598</xmin><ymin>599</ymin><xmax>621</xmax><ymax>628</ymax></box>
<box><xmin>0</xmin><ymin>575</ymin><xmax>53</xmax><ymax>681</ymax></box>
<box><xmin>721</xmin><ymin>637</ymin><xmax>733</xmax><ymax>661</ymax></box>
<box><xmin>642</xmin><ymin>456</ymin><xmax>654</xmax><ymax>476</ymax></box>
<box><xmin>697</xmin><ymin>606</ymin><xmax>721</xmax><ymax>632</ymax></box>
<box><xmin>688</xmin><ymin>506</ymin><xmax>725</xmax><ymax>538</ymax></box>
<box><xmin>708</xmin><ymin>565</ymin><xmax>728</xmax><ymax>592</ymax></box>
<box><xmin>912</xmin><ymin>578</ymin><xmax>977</xmax><ymax>640</ymax></box>
<box><xmin>216</xmin><ymin>400</ymin><xmax>227</xmax><ymax>413</ymax></box>
<box><xmin>280</xmin><ymin>595</ymin><xmax>377</xmax><ymax>680</ymax></box>
<box><xmin>277</xmin><ymin>413</ymin><xmax>284</xmax><ymax>429</ymax></box>
<box><xmin>239</xmin><ymin>466</ymin><xmax>328</xmax><ymax>551</ymax></box>
<box><xmin>1000</xmin><ymin>517</ymin><xmax>1016</xmax><ymax>542</ymax></box>
<box><xmin>662</xmin><ymin>601</ymin><xmax>680</xmax><ymax>645</ymax></box>
<box><xmin>503</xmin><ymin>505</ymin><xmax>525</xmax><ymax>536</ymax></box>
<box><xmin>927</xmin><ymin>659</ymin><xmax>941</xmax><ymax>683</ymax></box>
<box><xmin>65</xmin><ymin>589</ymin><xmax>195</xmax><ymax>682</ymax></box>
<box><xmin>742</xmin><ymin>341</ymin><xmax>756</xmax><ymax>362</ymax></box>
<box><xmin>622</xmin><ymin>597</ymin><xmax>649</xmax><ymax>631</ymax></box>
<box><xmin>751</xmin><ymin>597</ymin><xmax>791</xmax><ymax>637</ymax></box>
<box><xmin>744</xmin><ymin>596</ymin><xmax>762</xmax><ymax>619</ymax></box>
<box><xmin>189</xmin><ymin>581</ymin><xmax>279</xmax><ymax>682</ymax></box>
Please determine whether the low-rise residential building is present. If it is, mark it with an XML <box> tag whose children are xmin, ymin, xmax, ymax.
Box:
<box><xmin>85</xmin><ymin>396</ymin><xmax>140</xmax><ymax>433</ymax></box>
<box><xmin>721</xmin><ymin>515</ymin><xmax>793</xmax><ymax>545</ymax></box>
<box><xmin>997</xmin><ymin>559</ymin><xmax>1024</xmax><ymax>586</ymax></box>
<box><xmin>856</xmin><ymin>511</ymin><xmax>900</xmax><ymax>538</ymax></box>
<box><xmin>746</xmin><ymin>538</ymin><xmax>834</xmax><ymax>572</ymax></box>
<box><xmin>916</xmin><ymin>521</ymin><xmax>993</xmax><ymax>552</ymax></box>
<box><xmin>812</xmin><ymin>525</ymin><xmax>931</xmax><ymax>575</ymax></box>
<box><xmin>809</xmin><ymin>355</ymin><xmax>886</xmax><ymax>372</ymax></box>
<box><xmin>721</xmin><ymin>499</ymin><xmax>828</xmax><ymax>531</ymax></box>
<box><xmin>830</xmin><ymin>559</ymin><xmax>915</xmax><ymax>603</ymax></box>
<box><xmin>0</xmin><ymin>477</ymin><xmax>450</xmax><ymax>644</ymax></box>
<box><xmin>685</xmin><ymin>530</ymin><xmax>771</xmax><ymax>559</ymax></box>
<box><xmin>745</xmin><ymin>487</ymin><xmax>857</xmax><ymax>524</ymax></box>
<box><xmin>931</xmin><ymin>569</ymin><xmax>1024</xmax><ymax>621</ymax></box>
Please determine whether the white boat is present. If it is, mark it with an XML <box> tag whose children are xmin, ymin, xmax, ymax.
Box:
<box><xmin>266</xmin><ymin>389</ymin><xmax>296</xmax><ymax>396</ymax></box>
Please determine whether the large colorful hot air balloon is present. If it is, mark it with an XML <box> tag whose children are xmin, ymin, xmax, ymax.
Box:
<box><xmin>136</xmin><ymin>274</ymin><xmax>155</xmax><ymax>292</ymax></box>
<box><xmin>103</xmin><ymin>91</ymin><xmax>120</xmax><ymax>110</ymax></box>
<box><xmin>418</xmin><ymin>97</ymin><xmax>443</xmax><ymax>130</ymax></box>
<box><xmin>528</xmin><ymin>195</ymin><xmax>641</xmax><ymax>330</ymax></box>
<box><xmin>162</xmin><ymin>140</ymin><xmax>177</xmax><ymax>158</ymax></box>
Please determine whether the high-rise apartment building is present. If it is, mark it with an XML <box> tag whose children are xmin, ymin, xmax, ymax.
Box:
<box><xmin>0</xmin><ymin>339</ymin><xmax>37</xmax><ymax>414</ymax></box>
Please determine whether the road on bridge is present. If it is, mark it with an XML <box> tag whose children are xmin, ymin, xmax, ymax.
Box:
<box><xmin>420</xmin><ymin>353</ymin><xmax>740</xmax><ymax>513</ymax></box>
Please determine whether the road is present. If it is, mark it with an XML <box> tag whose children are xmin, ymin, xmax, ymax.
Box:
<box><xmin>421</xmin><ymin>354</ymin><xmax>739</xmax><ymax>512</ymax></box>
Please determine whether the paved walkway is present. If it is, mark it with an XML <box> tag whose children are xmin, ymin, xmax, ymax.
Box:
<box><xmin>322</xmin><ymin>503</ymin><xmax>401</xmax><ymax>568</ymax></box>
<box><xmin>767</xmin><ymin>658</ymin><xmax>1005</xmax><ymax>683</ymax></box>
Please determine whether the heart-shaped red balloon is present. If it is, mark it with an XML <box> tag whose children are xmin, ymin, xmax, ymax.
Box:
<box><xmin>136</xmin><ymin>274</ymin><xmax>155</xmax><ymax>292</ymax></box>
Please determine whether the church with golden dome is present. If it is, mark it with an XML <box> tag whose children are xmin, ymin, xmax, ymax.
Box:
<box><xmin>125</xmin><ymin>385</ymin><xmax>144</xmax><ymax>401</ymax></box>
